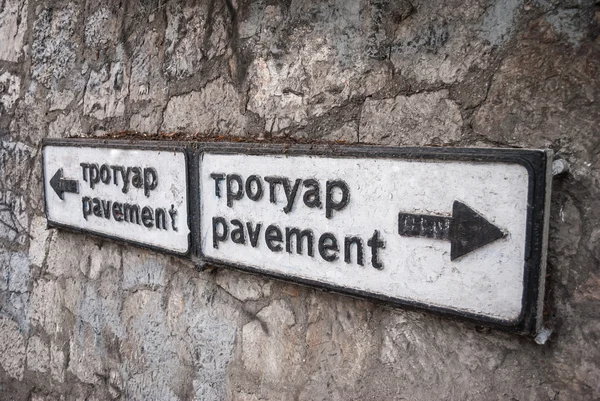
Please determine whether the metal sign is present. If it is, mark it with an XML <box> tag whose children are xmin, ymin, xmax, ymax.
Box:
<box><xmin>42</xmin><ymin>139</ymin><xmax>190</xmax><ymax>255</ymax></box>
<box><xmin>197</xmin><ymin>144</ymin><xmax>551</xmax><ymax>334</ymax></box>
<box><xmin>41</xmin><ymin>139</ymin><xmax>551</xmax><ymax>334</ymax></box>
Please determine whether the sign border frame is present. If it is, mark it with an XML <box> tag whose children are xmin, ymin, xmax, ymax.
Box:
<box><xmin>194</xmin><ymin>142</ymin><xmax>552</xmax><ymax>335</ymax></box>
<box><xmin>42</xmin><ymin>138</ymin><xmax>193</xmax><ymax>256</ymax></box>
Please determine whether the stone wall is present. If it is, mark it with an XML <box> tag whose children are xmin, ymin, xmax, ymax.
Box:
<box><xmin>1</xmin><ymin>0</ymin><xmax>599</xmax><ymax>400</ymax></box>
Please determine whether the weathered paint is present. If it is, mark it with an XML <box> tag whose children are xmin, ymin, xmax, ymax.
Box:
<box><xmin>43</xmin><ymin>142</ymin><xmax>190</xmax><ymax>254</ymax></box>
<box><xmin>199</xmin><ymin>150</ymin><xmax>547</xmax><ymax>325</ymax></box>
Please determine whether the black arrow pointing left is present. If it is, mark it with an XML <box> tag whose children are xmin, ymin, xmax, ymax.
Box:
<box><xmin>50</xmin><ymin>168</ymin><xmax>79</xmax><ymax>200</ymax></box>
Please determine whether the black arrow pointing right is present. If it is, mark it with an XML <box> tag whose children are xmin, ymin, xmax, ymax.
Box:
<box><xmin>49</xmin><ymin>168</ymin><xmax>79</xmax><ymax>200</ymax></box>
<box><xmin>398</xmin><ymin>200</ymin><xmax>506</xmax><ymax>261</ymax></box>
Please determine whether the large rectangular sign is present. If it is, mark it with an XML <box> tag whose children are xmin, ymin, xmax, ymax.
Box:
<box><xmin>42</xmin><ymin>139</ymin><xmax>190</xmax><ymax>254</ymax></box>
<box><xmin>197</xmin><ymin>144</ymin><xmax>551</xmax><ymax>333</ymax></box>
<box><xmin>41</xmin><ymin>139</ymin><xmax>552</xmax><ymax>333</ymax></box>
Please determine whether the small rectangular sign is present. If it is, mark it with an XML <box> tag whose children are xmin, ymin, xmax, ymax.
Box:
<box><xmin>197</xmin><ymin>144</ymin><xmax>551</xmax><ymax>333</ymax></box>
<box><xmin>42</xmin><ymin>139</ymin><xmax>190</xmax><ymax>255</ymax></box>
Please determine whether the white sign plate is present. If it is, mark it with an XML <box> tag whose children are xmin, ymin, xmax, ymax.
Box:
<box><xmin>43</xmin><ymin>140</ymin><xmax>190</xmax><ymax>254</ymax></box>
<box><xmin>198</xmin><ymin>145</ymin><xmax>551</xmax><ymax>333</ymax></box>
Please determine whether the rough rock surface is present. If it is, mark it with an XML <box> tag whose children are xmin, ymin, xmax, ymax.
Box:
<box><xmin>1</xmin><ymin>0</ymin><xmax>599</xmax><ymax>400</ymax></box>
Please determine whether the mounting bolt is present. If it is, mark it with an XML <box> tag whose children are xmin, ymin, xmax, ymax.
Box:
<box><xmin>552</xmin><ymin>159</ymin><xmax>569</xmax><ymax>176</ymax></box>
<box><xmin>534</xmin><ymin>327</ymin><xmax>553</xmax><ymax>345</ymax></box>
